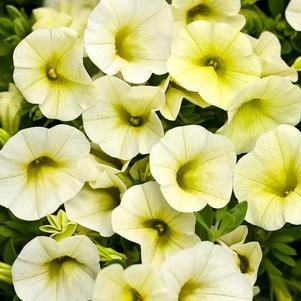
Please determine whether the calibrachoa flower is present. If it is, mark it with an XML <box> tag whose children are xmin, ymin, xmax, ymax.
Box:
<box><xmin>0</xmin><ymin>125</ymin><xmax>90</xmax><ymax>220</ymax></box>
<box><xmin>13</xmin><ymin>27</ymin><xmax>95</xmax><ymax>121</ymax></box>
<box><xmin>285</xmin><ymin>0</ymin><xmax>301</xmax><ymax>31</ymax></box>
<box><xmin>161</xmin><ymin>241</ymin><xmax>253</xmax><ymax>301</ymax></box>
<box><xmin>218</xmin><ymin>76</ymin><xmax>301</xmax><ymax>154</ymax></box>
<box><xmin>234</xmin><ymin>125</ymin><xmax>301</xmax><ymax>230</ymax></box>
<box><xmin>247</xmin><ymin>31</ymin><xmax>298</xmax><ymax>82</ymax></box>
<box><xmin>167</xmin><ymin>20</ymin><xmax>261</xmax><ymax>110</ymax></box>
<box><xmin>0</xmin><ymin>83</ymin><xmax>22</xmax><ymax>136</ymax></box>
<box><xmin>112</xmin><ymin>181</ymin><xmax>200</xmax><ymax>266</ymax></box>
<box><xmin>12</xmin><ymin>235</ymin><xmax>100</xmax><ymax>301</ymax></box>
<box><xmin>83</xmin><ymin>76</ymin><xmax>165</xmax><ymax>160</ymax></box>
<box><xmin>150</xmin><ymin>125</ymin><xmax>236</xmax><ymax>212</ymax></box>
<box><xmin>172</xmin><ymin>0</ymin><xmax>245</xmax><ymax>31</ymax></box>
<box><xmin>94</xmin><ymin>264</ymin><xmax>168</xmax><ymax>301</ymax></box>
<box><xmin>84</xmin><ymin>0</ymin><xmax>174</xmax><ymax>84</ymax></box>
<box><xmin>160</xmin><ymin>76</ymin><xmax>210</xmax><ymax>121</ymax></box>
<box><xmin>43</xmin><ymin>0</ymin><xmax>100</xmax><ymax>35</ymax></box>
<box><xmin>65</xmin><ymin>157</ymin><xmax>126</xmax><ymax>237</ymax></box>
<box><xmin>219</xmin><ymin>226</ymin><xmax>262</xmax><ymax>286</ymax></box>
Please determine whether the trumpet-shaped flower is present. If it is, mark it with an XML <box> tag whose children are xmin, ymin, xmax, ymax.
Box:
<box><xmin>13</xmin><ymin>27</ymin><xmax>95</xmax><ymax>121</ymax></box>
<box><xmin>160</xmin><ymin>76</ymin><xmax>210</xmax><ymax>121</ymax></box>
<box><xmin>94</xmin><ymin>264</ymin><xmax>168</xmax><ymax>301</ymax></box>
<box><xmin>33</xmin><ymin>8</ymin><xmax>73</xmax><ymax>30</ymax></box>
<box><xmin>65</xmin><ymin>156</ymin><xmax>126</xmax><ymax>237</ymax></box>
<box><xmin>172</xmin><ymin>0</ymin><xmax>245</xmax><ymax>31</ymax></box>
<box><xmin>0</xmin><ymin>83</ymin><xmax>22</xmax><ymax>136</ymax></box>
<box><xmin>0</xmin><ymin>125</ymin><xmax>90</xmax><ymax>220</ymax></box>
<box><xmin>44</xmin><ymin>0</ymin><xmax>100</xmax><ymax>36</ymax></box>
<box><xmin>234</xmin><ymin>125</ymin><xmax>301</xmax><ymax>230</ymax></box>
<box><xmin>150</xmin><ymin>125</ymin><xmax>236</xmax><ymax>212</ymax></box>
<box><xmin>84</xmin><ymin>0</ymin><xmax>174</xmax><ymax>84</ymax></box>
<box><xmin>111</xmin><ymin>181</ymin><xmax>200</xmax><ymax>266</ymax></box>
<box><xmin>247</xmin><ymin>32</ymin><xmax>298</xmax><ymax>82</ymax></box>
<box><xmin>161</xmin><ymin>241</ymin><xmax>253</xmax><ymax>301</ymax></box>
<box><xmin>286</xmin><ymin>0</ymin><xmax>301</xmax><ymax>31</ymax></box>
<box><xmin>83</xmin><ymin>76</ymin><xmax>164</xmax><ymax>160</ymax></box>
<box><xmin>218</xmin><ymin>76</ymin><xmax>301</xmax><ymax>154</ymax></box>
<box><xmin>219</xmin><ymin>226</ymin><xmax>262</xmax><ymax>286</ymax></box>
<box><xmin>167</xmin><ymin>21</ymin><xmax>261</xmax><ymax>110</ymax></box>
<box><xmin>12</xmin><ymin>235</ymin><xmax>100</xmax><ymax>301</ymax></box>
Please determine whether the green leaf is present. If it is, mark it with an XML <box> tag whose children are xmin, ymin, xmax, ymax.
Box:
<box><xmin>272</xmin><ymin>251</ymin><xmax>296</xmax><ymax>267</ymax></box>
<box><xmin>13</xmin><ymin>18</ymin><xmax>26</xmax><ymax>37</ymax></box>
<box><xmin>268</xmin><ymin>0</ymin><xmax>286</xmax><ymax>18</ymax></box>
<box><xmin>262</xmin><ymin>257</ymin><xmax>282</xmax><ymax>276</ymax></box>
<box><xmin>218</xmin><ymin>201</ymin><xmax>248</xmax><ymax>236</ymax></box>
<box><xmin>272</xmin><ymin>242</ymin><xmax>297</xmax><ymax>256</ymax></box>
<box><xmin>6</xmin><ymin>5</ymin><xmax>23</xmax><ymax>20</ymax></box>
<box><xmin>3</xmin><ymin>239</ymin><xmax>17</xmax><ymax>265</ymax></box>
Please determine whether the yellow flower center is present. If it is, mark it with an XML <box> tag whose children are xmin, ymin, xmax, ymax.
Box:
<box><xmin>146</xmin><ymin>219</ymin><xmax>168</xmax><ymax>236</ymax></box>
<box><xmin>115</xmin><ymin>27</ymin><xmax>135</xmax><ymax>61</ymax></box>
<box><xmin>129</xmin><ymin>116</ymin><xmax>143</xmax><ymax>127</ymax></box>
<box><xmin>47</xmin><ymin>68</ymin><xmax>58</xmax><ymax>80</ymax></box>
<box><xmin>130</xmin><ymin>288</ymin><xmax>143</xmax><ymax>301</ymax></box>
<box><xmin>28</xmin><ymin>156</ymin><xmax>57</xmax><ymax>176</ymax></box>
<box><xmin>187</xmin><ymin>4</ymin><xmax>211</xmax><ymax>24</ymax></box>
<box><xmin>48</xmin><ymin>256</ymin><xmax>79</xmax><ymax>279</ymax></box>
<box><xmin>176</xmin><ymin>160</ymin><xmax>197</xmax><ymax>191</ymax></box>
<box><xmin>179</xmin><ymin>280</ymin><xmax>200</xmax><ymax>300</ymax></box>
<box><xmin>238</xmin><ymin>254</ymin><xmax>250</xmax><ymax>274</ymax></box>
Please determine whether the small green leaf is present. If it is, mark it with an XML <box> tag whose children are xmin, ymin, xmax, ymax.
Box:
<box><xmin>272</xmin><ymin>251</ymin><xmax>296</xmax><ymax>267</ymax></box>
<box><xmin>3</xmin><ymin>239</ymin><xmax>17</xmax><ymax>265</ymax></box>
<box><xmin>218</xmin><ymin>201</ymin><xmax>248</xmax><ymax>236</ymax></box>
<box><xmin>268</xmin><ymin>0</ymin><xmax>286</xmax><ymax>18</ymax></box>
<box><xmin>262</xmin><ymin>257</ymin><xmax>282</xmax><ymax>276</ymax></box>
<box><xmin>272</xmin><ymin>242</ymin><xmax>297</xmax><ymax>256</ymax></box>
<box><xmin>6</xmin><ymin>5</ymin><xmax>23</xmax><ymax>20</ymax></box>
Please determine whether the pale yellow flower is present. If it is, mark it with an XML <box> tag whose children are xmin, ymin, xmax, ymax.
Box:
<box><xmin>218</xmin><ymin>76</ymin><xmax>301</xmax><ymax>154</ymax></box>
<box><xmin>0</xmin><ymin>83</ymin><xmax>22</xmax><ymax>136</ymax></box>
<box><xmin>172</xmin><ymin>0</ymin><xmax>245</xmax><ymax>31</ymax></box>
<box><xmin>83</xmin><ymin>76</ymin><xmax>164</xmax><ymax>160</ymax></box>
<box><xmin>167</xmin><ymin>21</ymin><xmax>261</xmax><ymax>110</ymax></box>
<box><xmin>13</xmin><ymin>27</ymin><xmax>95</xmax><ymax>121</ymax></box>
<box><xmin>160</xmin><ymin>76</ymin><xmax>210</xmax><ymax>121</ymax></box>
<box><xmin>247</xmin><ymin>31</ymin><xmax>298</xmax><ymax>82</ymax></box>
<box><xmin>286</xmin><ymin>0</ymin><xmax>301</xmax><ymax>31</ymax></box>
<box><xmin>150</xmin><ymin>125</ymin><xmax>236</xmax><ymax>212</ymax></box>
<box><xmin>161</xmin><ymin>241</ymin><xmax>253</xmax><ymax>301</ymax></box>
<box><xmin>112</xmin><ymin>181</ymin><xmax>200</xmax><ymax>266</ymax></box>
<box><xmin>219</xmin><ymin>226</ymin><xmax>262</xmax><ymax>286</ymax></box>
<box><xmin>84</xmin><ymin>0</ymin><xmax>174</xmax><ymax>83</ymax></box>
<box><xmin>0</xmin><ymin>125</ymin><xmax>90</xmax><ymax>220</ymax></box>
<box><xmin>234</xmin><ymin>125</ymin><xmax>301</xmax><ymax>230</ymax></box>
<box><xmin>94</xmin><ymin>264</ymin><xmax>168</xmax><ymax>301</ymax></box>
<box><xmin>12</xmin><ymin>235</ymin><xmax>99</xmax><ymax>301</ymax></box>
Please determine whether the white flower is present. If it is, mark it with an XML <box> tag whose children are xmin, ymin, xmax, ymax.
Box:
<box><xmin>172</xmin><ymin>0</ymin><xmax>245</xmax><ymax>31</ymax></box>
<box><xmin>150</xmin><ymin>125</ymin><xmax>236</xmax><ymax>212</ymax></box>
<box><xmin>112</xmin><ymin>181</ymin><xmax>200</xmax><ymax>266</ymax></box>
<box><xmin>13</xmin><ymin>27</ymin><xmax>95</xmax><ymax>121</ymax></box>
<box><xmin>12</xmin><ymin>235</ymin><xmax>100</xmax><ymax>301</ymax></box>
<box><xmin>94</xmin><ymin>264</ymin><xmax>168</xmax><ymax>301</ymax></box>
<box><xmin>65</xmin><ymin>155</ymin><xmax>126</xmax><ymax>237</ymax></box>
<box><xmin>84</xmin><ymin>0</ymin><xmax>174</xmax><ymax>84</ymax></box>
<box><xmin>247</xmin><ymin>31</ymin><xmax>298</xmax><ymax>82</ymax></box>
<box><xmin>0</xmin><ymin>125</ymin><xmax>90</xmax><ymax>220</ymax></box>
<box><xmin>218</xmin><ymin>76</ymin><xmax>301</xmax><ymax>154</ymax></box>
<box><xmin>161</xmin><ymin>241</ymin><xmax>253</xmax><ymax>301</ymax></box>
<box><xmin>160</xmin><ymin>76</ymin><xmax>210</xmax><ymax>121</ymax></box>
<box><xmin>234</xmin><ymin>125</ymin><xmax>301</xmax><ymax>230</ymax></box>
<box><xmin>0</xmin><ymin>83</ymin><xmax>22</xmax><ymax>136</ymax></box>
<box><xmin>83</xmin><ymin>76</ymin><xmax>164</xmax><ymax>160</ymax></box>
<box><xmin>167</xmin><ymin>21</ymin><xmax>261</xmax><ymax>110</ymax></box>
<box><xmin>219</xmin><ymin>226</ymin><xmax>262</xmax><ymax>286</ymax></box>
<box><xmin>286</xmin><ymin>0</ymin><xmax>301</xmax><ymax>31</ymax></box>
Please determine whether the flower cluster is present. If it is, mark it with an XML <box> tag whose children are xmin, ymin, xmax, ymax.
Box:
<box><xmin>0</xmin><ymin>0</ymin><xmax>301</xmax><ymax>300</ymax></box>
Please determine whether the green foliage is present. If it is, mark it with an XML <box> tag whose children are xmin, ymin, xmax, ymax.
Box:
<box><xmin>195</xmin><ymin>201</ymin><xmax>248</xmax><ymax>242</ymax></box>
